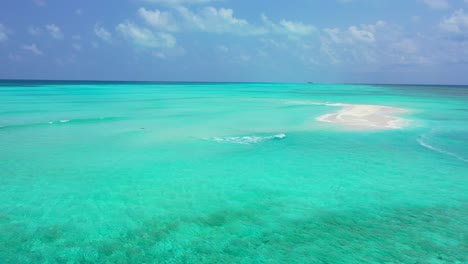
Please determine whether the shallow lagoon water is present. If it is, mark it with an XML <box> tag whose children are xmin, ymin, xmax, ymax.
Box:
<box><xmin>0</xmin><ymin>82</ymin><xmax>467</xmax><ymax>263</ymax></box>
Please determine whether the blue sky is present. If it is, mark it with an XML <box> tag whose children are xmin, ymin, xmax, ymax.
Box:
<box><xmin>0</xmin><ymin>0</ymin><xmax>467</xmax><ymax>84</ymax></box>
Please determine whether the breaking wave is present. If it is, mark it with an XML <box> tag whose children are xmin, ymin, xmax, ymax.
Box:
<box><xmin>205</xmin><ymin>133</ymin><xmax>286</xmax><ymax>145</ymax></box>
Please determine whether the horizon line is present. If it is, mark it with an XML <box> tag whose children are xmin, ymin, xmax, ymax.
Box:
<box><xmin>0</xmin><ymin>79</ymin><xmax>467</xmax><ymax>87</ymax></box>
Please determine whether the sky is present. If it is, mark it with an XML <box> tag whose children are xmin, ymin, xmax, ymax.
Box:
<box><xmin>0</xmin><ymin>0</ymin><xmax>468</xmax><ymax>84</ymax></box>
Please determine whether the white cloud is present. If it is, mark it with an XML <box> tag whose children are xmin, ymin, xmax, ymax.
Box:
<box><xmin>324</xmin><ymin>21</ymin><xmax>386</xmax><ymax>44</ymax></box>
<box><xmin>0</xmin><ymin>24</ymin><xmax>9</xmax><ymax>42</ymax></box>
<box><xmin>279</xmin><ymin>19</ymin><xmax>315</xmax><ymax>35</ymax></box>
<box><xmin>177</xmin><ymin>6</ymin><xmax>266</xmax><ymax>35</ymax></box>
<box><xmin>28</xmin><ymin>26</ymin><xmax>41</xmax><ymax>35</ymax></box>
<box><xmin>439</xmin><ymin>9</ymin><xmax>468</xmax><ymax>34</ymax></box>
<box><xmin>76</xmin><ymin>9</ymin><xmax>83</xmax><ymax>15</ymax></box>
<box><xmin>45</xmin><ymin>24</ymin><xmax>63</xmax><ymax>39</ymax></box>
<box><xmin>94</xmin><ymin>25</ymin><xmax>112</xmax><ymax>42</ymax></box>
<box><xmin>422</xmin><ymin>0</ymin><xmax>450</xmax><ymax>10</ymax></box>
<box><xmin>317</xmin><ymin>20</ymin><xmax>431</xmax><ymax>67</ymax></box>
<box><xmin>261</xmin><ymin>14</ymin><xmax>315</xmax><ymax>37</ymax></box>
<box><xmin>116</xmin><ymin>21</ymin><xmax>176</xmax><ymax>48</ymax></box>
<box><xmin>323</xmin><ymin>28</ymin><xmax>342</xmax><ymax>43</ymax></box>
<box><xmin>133</xmin><ymin>7</ymin><xmax>313</xmax><ymax>39</ymax></box>
<box><xmin>349</xmin><ymin>25</ymin><xmax>376</xmax><ymax>43</ymax></box>
<box><xmin>138</xmin><ymin>7</ymin><xmax>178</xmax><ymax>31</ymax></box>
<box><xmin>22</xmin><ymin>44</ymin><xmax>43</xmax><ymax>55</ymax></box>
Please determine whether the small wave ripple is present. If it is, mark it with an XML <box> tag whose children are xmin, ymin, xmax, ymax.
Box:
<box><xmin>417</xmin><ymin>134</ymin><xmax>468</xmax><ymax>163</ymax></box>
<box><xmin>0</xmin><ymin>117</ymin><xmax>124</xmax><ymax>130</ymax></box>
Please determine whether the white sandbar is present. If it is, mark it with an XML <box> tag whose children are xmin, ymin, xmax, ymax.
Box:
<box><xmin>316</xmin><ymin>104</ymin><xmax>409</xmax><ymax>130</ymax></box>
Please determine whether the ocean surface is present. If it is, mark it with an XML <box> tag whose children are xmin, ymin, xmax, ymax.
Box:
<box><xmin>0</xmin><ymin>81</ymin><xmax>466</xmax><ymax>263</ymax></box>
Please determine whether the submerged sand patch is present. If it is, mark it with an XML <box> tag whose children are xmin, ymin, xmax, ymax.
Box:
<box><xmin>317</xmin><ymin>104</ymin><xmax>409</xmax><ymax>130</ymax></box>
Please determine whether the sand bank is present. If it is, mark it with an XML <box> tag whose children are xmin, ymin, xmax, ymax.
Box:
<box><xmin>317</xmin><ymin>104</ymin><xmax>408</xmax><ymax>130</ymax></box>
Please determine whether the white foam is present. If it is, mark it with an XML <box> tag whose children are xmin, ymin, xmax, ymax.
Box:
<box><xmin>274</xmin><ymin>133</ymin><xmax>286</xmax><ymax>139</ymax></box>
<box><xmin>417</xmin><ymin>135</ymin><xmax>468</xmax><ymax>163</ymax></box>
<box><xmin>284</xmin><ymin>100</ymin><xmax>345</xmax><ymax>107</ymax></box>
<box><xmin>206</xmin><ymin>133</ymin><xmax>286</xmax><ymax>145</ymax></box>
<box><xmin>324</xmin><ymin>103</ymin><xmax>346</xmax><ymax>107</ymax></box>
<box><xmin>48</xmin><ymin>119</ymin><xmax>71</xmax><ymax>124</ymax></box>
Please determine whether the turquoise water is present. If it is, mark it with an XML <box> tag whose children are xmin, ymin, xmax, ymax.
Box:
<box><xmin>0</xmin><ymin>82</ymin><xmax>467</xmax><ymax>263</ymax></box>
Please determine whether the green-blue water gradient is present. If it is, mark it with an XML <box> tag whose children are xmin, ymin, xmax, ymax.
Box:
<box><xmin>0</xmin><ymin>82</ymin><xmax>467</xmax><ymax>263</ymax></box>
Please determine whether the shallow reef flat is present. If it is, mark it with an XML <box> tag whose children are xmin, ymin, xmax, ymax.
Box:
<box><xmin>317</xmin><ymin>104</ymin><xmax>409</xmax><ymax>130</ymax></box>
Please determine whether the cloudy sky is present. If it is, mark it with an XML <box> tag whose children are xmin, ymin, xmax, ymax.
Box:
<box><xmin>1</xmin><ymin>0</ymin><xmax>467</xmax><ymax>84</ymax></box>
